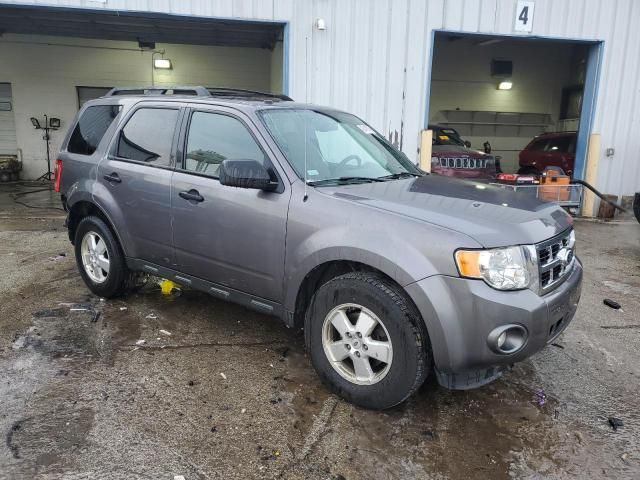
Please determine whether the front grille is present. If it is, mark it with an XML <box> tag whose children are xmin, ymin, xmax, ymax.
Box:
<box><xmin>436</xmin><ymin>157</ymin><xmax>490</xmax><ymax>169</ymax></box>
<box><xmin>536</xmin><ymin>228</ymin><xmax>575</xmax><ymax>294</ymax></box>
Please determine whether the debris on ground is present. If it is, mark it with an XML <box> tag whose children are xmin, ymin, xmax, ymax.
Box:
<box><xmin>608</xmin><ymin>417</ymin><xmax>624</xmax><ymax>431</ymax></box>
<box><xmin>603</xmin><ymin>299</ymin><xmax>621</xmax><ymax>310</ymax></box>
<box><xmin>601</xmin><ymin>324</ymin><xmax>640</xmax><ymax>329</ymax></box>
<box><xmin>145</xmin><ymin>313</ymin><xmax>158</xmax><ymax>320</ymax></box>
<box><xmin>159</xmin><ymin>279</ymin><xmax>181</xmax><ymax>296</ymax></box>
<box><xmin>220</xmin><ymin>372</ymin><xmax>227</xmax><ymax>380</ymax></box>
<box><xmin>241</xmin><ymin>408</ymin><xmax>247</xmax><ymax>414</ymax></box>
<box><xmin>159</xmin><ymin>329</ymin><xmax>172</xmax><ymax>336</ymax></box>
<box><xmin>135</xmin><ymin>339</ymin><xmax>146</xmax><ymax>346</ymax></box>
<box><xmin>551</xmin><ymin>343</ymin><xmax>564</xmax><ymax>349</ymax></box>
<box><xmin>48</xmin><ymin>254</ymin><xmax>66</xmax><ymax>261</ymax></box>
<box><xmin>119</xmin><ymin>307</ymin><xmax>127</xmax><ymax>311</ymax></box>
<box><xmin>91</xmin><ymin>311</ymin><xmax>101</xmax><ymax>323</ymax></box>
<box><xmin>535</xmin><ymin>389</ymin><xmax>547</xmax><ymax>407</ymax></box>
<box><xmin>174</xmin><ymin>476</ymin><xmax>186</xmax><ymax>480</ymax></box>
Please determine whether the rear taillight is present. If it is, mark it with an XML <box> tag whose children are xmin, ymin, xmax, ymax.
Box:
<box><xmin>54</xmin><ymin>159</ymin><xmax>63</xmax><ymax>192</ymax></box>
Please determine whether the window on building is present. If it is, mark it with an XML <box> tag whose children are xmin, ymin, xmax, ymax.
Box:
<box><xmin>67</xmin><ymin>105</ymin><xmax>121</xmax><ymax>155</ymax></box>
<box><xmin>183</xmin><ymin>111</ymin><xmax>266</xmax><ymax>177</ymax></box>
<box><xmin>117</xmin><ymin>108</ymin><xmax>179</xmax><ymax>166</ymax></box>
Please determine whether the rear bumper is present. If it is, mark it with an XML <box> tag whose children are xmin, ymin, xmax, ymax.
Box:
<box><xmin>405</xmin><ymin>259</ymin><xmax>582</xmax><ymax>389</ymax></box>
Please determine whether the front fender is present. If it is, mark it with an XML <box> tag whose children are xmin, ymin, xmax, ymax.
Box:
<box><xmin>283</xmin><ymin>224</ymin><xmax>435</xmax><ymax>312</ymax></box>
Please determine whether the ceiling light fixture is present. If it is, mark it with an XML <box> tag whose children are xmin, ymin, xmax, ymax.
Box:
<box><xmin>497</xmin><ymin>81</ymin><xmax>513</xmax><ymax>90</ymax></box>
<box><xmin>154</xmin><ymin>58</ymin><xmax>172</xmax><ymax>69</ymax></box>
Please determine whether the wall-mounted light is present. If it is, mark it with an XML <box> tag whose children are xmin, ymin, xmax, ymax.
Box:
<box><xmin>315</xmin><ymin>18</ymin><xmax>327</xmax><ymax>30</ymax></box>
<box><xmin>49</xmin><ymin>117</ymin><xmax>61</xmax><ymax>129</ymax></box>
<box><xmin>154</xmin><ymin>58</ymin><xmax>172</xmax><ymax>70</ymax></box>
<box><xmin>497</xmin><ymin>81</ymin><xmax>513</xmax><ymax>90</ymax></box>
<box><xmin>30</xmin><ymin>117</ymin><xmax>41</xmax><ymax>129</ymax></box>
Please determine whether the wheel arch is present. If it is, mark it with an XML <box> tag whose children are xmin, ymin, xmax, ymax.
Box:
<box><xmin>67</xmin><ymin>200</ymin><xmax>127</xmax><ymax>256</ymax></box>
<box><xmin>291</xmin><ymin>260</ymin><xmax>424</xmax><ymax>333</ymax></box>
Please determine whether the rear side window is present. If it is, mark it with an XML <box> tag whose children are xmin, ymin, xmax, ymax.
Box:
<box><xmin>117</xmin><ymin>108</ymin><xmax>179</xmax><ymax>166</ymax></box>
<box><xmin>527</xmin><ymin>138</ymin><xmax>548</xmax><ymax>151</ymax></box>
<box><xmin>68</xmin><ymin>105</ymin><xmax>120</xmax><ymax>155</ymax></box>
<box><xmin>546</xmin><ymin>136</ymin><xmax>573</xmax><ymax>153</ymax></box>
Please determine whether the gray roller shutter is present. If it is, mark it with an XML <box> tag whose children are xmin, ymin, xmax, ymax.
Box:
<box><xmin>0</xmin><ymin>83</ymin><xmax>17</xmax><ymax>155</ymax></box>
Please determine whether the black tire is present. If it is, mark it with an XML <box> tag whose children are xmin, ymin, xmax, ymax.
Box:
<box><xmin>633</xmin><ymin>192</ymin><xmax>640</xmax><ymax>224</ymax></box>
<box><xmin>305</xmin><ymin>272</ymin><xmax>431</xmax><ymax>409</ymax></box>
<box><xmin>74</xmin><ymin>216</ymin><xmax>138</xmax><ymax>298</ymax></box>
<box><xmin>517</xmin><ymin>166</ymin><xmax>539</xmax><ymax>176</ymax></box>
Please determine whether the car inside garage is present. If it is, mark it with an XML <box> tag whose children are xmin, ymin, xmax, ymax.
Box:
<box><xmin>0</xmin><ymin>4</ymin><xmax>286</xmax><ymax>180</ymax></box>
<box><xmin>427</xmin><ymin>32</ymin><xmax>600</xmax><ymax>181</ymax></box>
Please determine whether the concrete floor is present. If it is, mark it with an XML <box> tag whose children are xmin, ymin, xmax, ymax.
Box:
<box><xmin>1</xmin><ymin>183</ymin><xmax>639</xmax><ymax>480</ymax></box>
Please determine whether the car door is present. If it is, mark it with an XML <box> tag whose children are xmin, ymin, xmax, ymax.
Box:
<box><xmin>520</xmin><ymin>137</ymin><xmax>549</xmax><ymax>171</ymax></box>
<box><xmin>97</xmin><ymin>103</ymin><xmax>182</xmax><ymax>266</ymax></box>
<box><xmin>170</xmin><ymin>106</ymin><xmax>290</xmax><ymax>302</ymax></box>
<box><xmin>545</xmin><ymin>135</ymin><xmax>575</xmax><ymax>176</ymax></box>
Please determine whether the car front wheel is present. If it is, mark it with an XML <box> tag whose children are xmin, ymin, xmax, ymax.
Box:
<box><xmin>305</xmin><ymin>272</ymin><xmax>431</xmax><ymax>409</ymax></box>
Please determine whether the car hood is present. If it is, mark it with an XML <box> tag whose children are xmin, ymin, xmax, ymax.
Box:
<box><xmin>432</xmin><ymin>145</ymin><xmax>489</xmax><ymax>158</ymax></box>
<box><xmin>319</xmin><ymin>175</ymin><xmax>573</xmax><ymax>248</ymax></box>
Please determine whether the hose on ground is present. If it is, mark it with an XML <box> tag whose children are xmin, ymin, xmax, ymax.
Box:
<box><xmin>573</xmin><ymin>179</ymin><xmax>627</xmax><ymax>213</ymax></box>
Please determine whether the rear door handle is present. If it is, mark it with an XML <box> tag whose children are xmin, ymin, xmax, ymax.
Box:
<box><xmin>179</xmin><ymin>189</ymin><xmax>204</xmax><ymax>203</ymax></box>
<box><xmin>103</xmin><ymin>172</ymin><xmax>121</xmax><ymax>183</ymax></box>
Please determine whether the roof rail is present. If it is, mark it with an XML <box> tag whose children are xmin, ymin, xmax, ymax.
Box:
<box><xmin>105</xmin><ymin>86</ymin><xmax>211</xmax><ymax>97</ymax></box>
<box><xmin>207</xmin><ymin>87</ymin><xmax>293</xmax><ymax>101</ymax></box>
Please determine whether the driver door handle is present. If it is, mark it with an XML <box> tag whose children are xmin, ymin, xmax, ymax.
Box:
<box><xmin>103</xmin><ymin>172</ymin><xmax>121</xmax><ymax>183</ymax></box>
<box><xmin>179</xmin><ymin>189</ymin><xmax>204</xmax><ymax>203</ymax></box>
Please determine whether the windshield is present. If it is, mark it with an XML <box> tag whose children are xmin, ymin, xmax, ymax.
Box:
<box><xmin>259</xmin><ymin>109</ymin><xmax>422</xmax><ymax>184</ymax></box>
<box><xmin>433</xmin><ymin>129</ymin><xmax>466</xmax><ymax>147</ymax></box>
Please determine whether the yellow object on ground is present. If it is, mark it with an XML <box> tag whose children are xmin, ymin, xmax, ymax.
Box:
<box><xmin>160</xmin><ymin>279</ymin><xmax>180</xmax><ymax>295</ymax></box>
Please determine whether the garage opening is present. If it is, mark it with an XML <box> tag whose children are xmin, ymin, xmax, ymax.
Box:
<box><xmin>0</xmin><ymin>5</ymin><xmax>286</xmax><ymax>179</ymax></box>
<box><xmin>427</xmin><ymin>32</ymin><xmax>601</xmax><ymax>182</ymax></box>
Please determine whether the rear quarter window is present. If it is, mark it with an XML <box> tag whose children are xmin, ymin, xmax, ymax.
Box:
<box><xmin>68</xmin><ymin>105</ymin><xmax>121</xmax><ymax>155</ymax></box>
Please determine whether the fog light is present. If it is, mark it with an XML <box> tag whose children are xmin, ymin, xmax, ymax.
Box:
<box><xmin>487</xmin><ymin>324</ymin><xmax>527</xmax><ymax>354</ymax></box>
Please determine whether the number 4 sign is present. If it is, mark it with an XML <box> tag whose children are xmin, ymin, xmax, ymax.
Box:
<box><xmin>514</xmin><ymin>0</ymin><xmax>535</xmax><ymax>32</ymax></box>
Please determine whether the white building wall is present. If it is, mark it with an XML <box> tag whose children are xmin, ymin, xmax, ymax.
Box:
<box><xmin>2</xmin><ymin>0</ymin><xmax>640</xmax><ymax>196</ymax></box>
<box><xmin>0</xmin><ymin>34</ymin><xmax>273</xmax><ymax>179</ymax></box>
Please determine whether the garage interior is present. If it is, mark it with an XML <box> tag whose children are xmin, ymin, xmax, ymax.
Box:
<box><xmin>428</xmin><ymin>32</ymin><xmax>591</xmax><ymax>176</ymax></box>
<box><xmin>0</xmin><ymin>5</ymin><xmax>285</xmax><ymax>180</ymax></box>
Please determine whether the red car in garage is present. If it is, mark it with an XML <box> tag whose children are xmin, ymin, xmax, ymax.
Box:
<box><xmin>518</xmin><ymin>132</ymin><xmax>577</xmax><ymax>177</ymax></box>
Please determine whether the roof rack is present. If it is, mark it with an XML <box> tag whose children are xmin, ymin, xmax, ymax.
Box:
<box><xmin>105</xmin><ymin>86</ymin><xmax>211</xmax><ymax>97</ymax></box>
<box><xmin>104</xmin><ymin>86</ymin><xmax>293</xmax><ymax>101</ymax></box>
<box><xmin>207</xmin><ymin>87</ymin><xmax>293</xmax><ymax>101</ymax></box>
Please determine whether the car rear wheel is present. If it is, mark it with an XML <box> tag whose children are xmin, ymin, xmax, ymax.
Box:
<box><xmin>305</xmin><ymin>272</ymin><xmax>431</xmax><ymax>409</ymax></box>
<box><xmin>74</xmin><ymin>216</ymin><xmax>142</xmax><ymax>298</ymax></box>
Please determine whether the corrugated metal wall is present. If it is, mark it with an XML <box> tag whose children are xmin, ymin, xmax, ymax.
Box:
<box><xmin>3</xmin><ymin>0</ymin><xmax>639</xmax><ymax>195</ymax></box>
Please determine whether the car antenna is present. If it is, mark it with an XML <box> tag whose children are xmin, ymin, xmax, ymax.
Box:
<box><xmin>303</xmin><ymin>112</ymin><xmax>309</xmax><ymax>202</ymax></box>
<box><xmin>303</xmin><ymin>35</ymin><xmax>309</xmax><ymax>202</ymax></box>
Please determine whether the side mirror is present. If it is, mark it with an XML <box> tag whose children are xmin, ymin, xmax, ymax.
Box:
<box><xmin>464</xmin><ymin>140</ymin><xmax>472</xmax><ymax>148</ymax></box>
<box><xmin>218</xmin><ymin>159</ymin><xmax>278</xmax><ymax>191</ymax></box>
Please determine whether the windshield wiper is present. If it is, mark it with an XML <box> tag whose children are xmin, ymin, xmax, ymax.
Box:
<box><xmin>377</xmin><ymin>172</ymin><xmax>423</xmax><ymax>180</ymax></box>
<box><xmin>307</xmin><ymin>176</ymin><xmax>387</xmax><ymax>186</ymax></box>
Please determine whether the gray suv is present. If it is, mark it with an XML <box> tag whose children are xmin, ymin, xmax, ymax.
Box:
<box><xmin>54</xmin><ymin>86</ymin><xmax>582</xmax><ymax>409</ymax></box>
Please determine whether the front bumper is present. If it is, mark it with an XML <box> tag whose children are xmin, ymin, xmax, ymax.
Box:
<box><xmin>405</xmin><ymin>258</ymin><xmax>583</xmax><ymax>389</ymax></box>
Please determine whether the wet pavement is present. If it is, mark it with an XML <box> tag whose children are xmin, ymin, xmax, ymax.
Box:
<box><xmin>1</xmin><ymin>183</ymin><xmax>639</xmax><ymax>479</ymax></box>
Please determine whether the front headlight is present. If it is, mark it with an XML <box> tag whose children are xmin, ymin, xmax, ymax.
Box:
<box><xmin>455</xmin><ymin>246</ymin><xmax>533</xmax><ymax>290</ymax></box>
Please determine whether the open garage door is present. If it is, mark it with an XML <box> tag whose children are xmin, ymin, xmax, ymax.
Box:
<box><xmin>427</xmin><ymin>32</ymin><xmax>601</xmax><ymax>182</ymax></box>
<box><xmin>0</xmin><ymin>5</ymin><xmax>286</xmax><ymax>179</ymax></box>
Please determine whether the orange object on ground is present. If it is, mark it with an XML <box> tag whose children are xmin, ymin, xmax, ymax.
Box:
<box><xmin>539</xmin><ymin>170</ymin><xmax>570</xmax><ymax>201</ymax></box>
